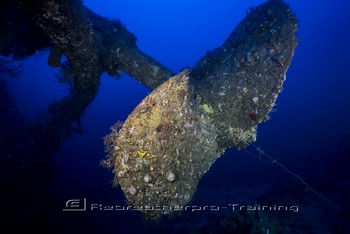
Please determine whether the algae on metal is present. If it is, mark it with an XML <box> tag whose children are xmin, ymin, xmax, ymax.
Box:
<box><xmin>104</xmin><ymin>0</ymin><xmax>298</xmax><ymax>220</ymax></box>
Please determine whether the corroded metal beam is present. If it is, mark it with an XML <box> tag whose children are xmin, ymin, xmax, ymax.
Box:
<box><xmin>11</xmin><ymin>0</ymin><xmax>174</xmax><ymax>89</ymax></box>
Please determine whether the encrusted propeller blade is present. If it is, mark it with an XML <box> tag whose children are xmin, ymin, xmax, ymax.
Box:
<box><xmin>104</xmin><ymin>0</ymin><xmax>298</xmax><ymax>219</ymax></box>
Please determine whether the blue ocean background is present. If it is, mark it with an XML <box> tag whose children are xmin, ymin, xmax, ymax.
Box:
<box><xmin>1</xmin><ymin>0</ymin><xmax>350</xmax><ymax>233</ymax></box>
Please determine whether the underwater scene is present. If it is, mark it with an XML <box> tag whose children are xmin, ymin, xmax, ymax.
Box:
<box><xmin>1</xmin><ymin>0</ymin><xmax>350</xmax><ymax>233</ymax></box>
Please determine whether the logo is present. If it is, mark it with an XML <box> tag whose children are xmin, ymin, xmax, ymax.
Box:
<box><xmin>62</xmin><ymin>198</ymin><xmax>299</xmax><ymax>213</ymax></box>
<box><xmin>62</xmin><ymin>198</ymin><xmax>87</xmax><ymax>211</ymax></box>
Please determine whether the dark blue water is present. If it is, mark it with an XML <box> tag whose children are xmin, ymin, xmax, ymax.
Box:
<box><xmin>1</xmin><ymin>0</ymin><xmax>350</xmax><ymax>233</ymax></box>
